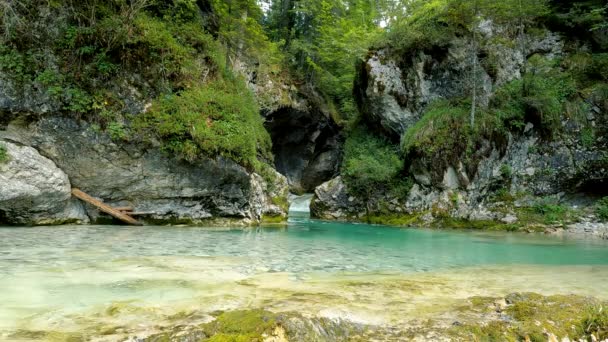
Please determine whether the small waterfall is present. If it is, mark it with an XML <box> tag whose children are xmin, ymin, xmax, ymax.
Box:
<box><xmin>288</xmin><ymin>193</ymin><xmax>314</xmax><ymax>216</ymax></box>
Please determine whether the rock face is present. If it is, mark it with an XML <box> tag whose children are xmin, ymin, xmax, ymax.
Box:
<box><xmin>311</xmin><ymin>177</ymin><xmax>362</xmax><ymax>220</ymax></box>
<box><xmin>315</xmin><ymin>22</ymin><xmax>608</xmax><ymax>235</ymax></box>
<box><xmin>264</xmin><ymin>102</ymin><xmax>342</xmax><ymax>193</ymax></box>
<box><xmin>354</xmin><ymin>27</ymin><xmax>563</xmax><ymax>140</ymax></box>
<box><xmin>0</xmin><ymin>140</ymin><xmax>88</xmax><ymax>225</ymax></box>
<box><xmin>0</xmin><ymin>117</ymin><xmax>288</xmax><ymax>225</ymax></box>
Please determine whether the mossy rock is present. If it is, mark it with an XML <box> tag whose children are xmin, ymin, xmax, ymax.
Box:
<box><xmin>200</xmin><ymin>310</ymin><xmax>279</xmax><ymax>342</ymax></box>
<box><xmin>451</xmin><ymin>293</ymin><xmax>608</xmax><ymax>341</ymax></box>
<box><xmin>261</xmin><ymin>214</ymin><xmax>288</xmax><ymax>225</ymax></box>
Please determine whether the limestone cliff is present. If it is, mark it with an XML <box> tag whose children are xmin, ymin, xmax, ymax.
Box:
<box><xmin>313</xmin><ymin>19</ymin><xmax>608</xmax><ymax>237</ymax></box>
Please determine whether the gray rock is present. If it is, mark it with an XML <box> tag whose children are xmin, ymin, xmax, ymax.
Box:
<box><xmin>311</xmin><ymin>177</ymin><xmax>360</xmax><ymax>220</ymax></box>
<box><xmin>501</xmin><ymin>214</ymin><xmax>518</xmax><ymax>224</ymax></box>
<box><xmin>442</xmin><ymin>166</ymin><xmax>461</xmax><ymax>190</ymax></box>
<box><xmin>0</xmin><ymin>140</ymin><xmax>88</xmax><ymax>225</ymax></box>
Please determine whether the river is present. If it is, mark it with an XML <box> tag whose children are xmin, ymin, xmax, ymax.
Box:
<box><xmin>1</xmin><ymin>196</ymin><xmax>608</xmax><ymax>340</ymax></box>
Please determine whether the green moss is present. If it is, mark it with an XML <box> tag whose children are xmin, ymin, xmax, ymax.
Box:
<box><xmin>261</xmin><ymin>215</ymin><xmax>287</xmax><ymax>224</ymax></box>
<box><xmin>271</xmin><ymin>196</ymin><xmax>289</xmax><ymax>213</ymax></box>
<box><xmin>451</xmin><ymin>293</ymin><xmax>608</xmax><ymax>342</ymax></box>
<box><xmin>0</xmin><ymin>143</ymin><xmax>8</xmax><ymax>163</ymax></box>
<box><xmin>200</xmin><ymin>309</ymin><xmax>278</xmax><ymax>342</ymax></box>
<box><xmin>435</xmin><ymin>218</ymin><xmax>520</xmax><ymax>232</ymax></box>
<box><xmin>365</xmin><ymin>213</ymin><xmax>423</xmax><ymax>226</ymax></box>
<box><xmin>7</xmin><ymin>330</ymin><xmax>85</xmax><ymax>342</ymax></box>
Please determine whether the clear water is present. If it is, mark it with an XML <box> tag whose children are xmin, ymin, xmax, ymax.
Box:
<box><xmin>1</xmin><ymin>212</ymin><xmax>608</xmax><ymax>339</ymax></box>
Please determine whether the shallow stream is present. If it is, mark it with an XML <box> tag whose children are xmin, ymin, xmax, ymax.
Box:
<box><xmin>1</xmin><ymin>197</ymin><xmax>608</xmax><ymax>340</ymax></box>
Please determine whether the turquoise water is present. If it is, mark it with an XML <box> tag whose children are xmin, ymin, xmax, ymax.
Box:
<box><xmin>1</xmin><ymin>211</ymin><xmax>608</xmax><ymax>339</ymax></box>
<box><xmin>3</xmin><ymin>214</ymin><xmax>607</xmax><ymax>275</ymax></box>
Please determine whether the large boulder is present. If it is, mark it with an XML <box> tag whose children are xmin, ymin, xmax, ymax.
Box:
<box><xmin>0</xmin><ymin>140</ymin><xmax>87</xmax><ymax>225</ymax></box>
<box><xmin>310</xmin><ymin>177</ymin><xmax>362</xmax><ymax>220</ymax></box>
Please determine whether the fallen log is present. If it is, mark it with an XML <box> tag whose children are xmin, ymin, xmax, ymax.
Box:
<box><xmin>71</xmin><ymin>189</ymin><xmax>142</xmax><ymax>226</ymax></box>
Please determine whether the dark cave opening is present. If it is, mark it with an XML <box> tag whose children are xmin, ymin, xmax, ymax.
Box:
<box><xmin>578</xmin><ymin>178</ymin><xmax>608</xmax><ymax>197</ymax></box>
<box><xmin>264</xmin><ymin>107</ymin><xmax>342</xmax><ymax>193</ymax></box>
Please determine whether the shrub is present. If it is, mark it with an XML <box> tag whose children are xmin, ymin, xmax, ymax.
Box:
<box><xmin>500</xmin><ymin>164</ymin><xmax>513</xmax><ymax>179</ymax></box>
<box><xmin>597</xmin><ymin>197</ymin><xmax>608</xmax><ymax>222</ymax></box>
<box><xmin>342</xmin><ymin>126</ymin><xmax>407</xmax><ymax>202</ymax></box>
<box><xmin>532</xmin><ymin>198</ymin><xmax>569</xmax><ymax>224</ymax></box>
<box><xmin>491</xmin><ymin>55</ymin><xmax>580</xmax><ymax>138</ymax></box>
<box><xmin>402</xmin><ymin>100</ymin><xmax>473</xmax><ymax>157</ymax></box>
<box><xmin>401</xmin><ymin>99</ymin><xmax>504</xmax><ymax>185</ymax></box>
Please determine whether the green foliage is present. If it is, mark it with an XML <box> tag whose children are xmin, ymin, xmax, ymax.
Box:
<box><xmin>533</xmin><ymin>201</ymin><xmax>566</xmax><ymax>224</ymax></box>
<box><xmin>107</xmin><ymin>122</ymin><xmax>129</xmax><ymax>141</ymax></box>
<box><xmin>580</xmin><ymin>304</ymin><xmax>608</xmax><ymax>340</ymax></box>
<box><xmin>401</xmin><ymin>99</ymin><xmax>499</xmax><ymax>176</ymax></box>
<box><xmin>402</xmin><ymin>100</ymin><xmax>473</xmax><ymax>157</ymax></box>
<box><xmin>492</xmin><ymin>188</ymin><xmax>516</xmax><ymax>203</ymax></box>
<box><xmin>597</xmin><ymin>197</ymin><xmax>608</xmax><ymax>222</ymax></box>
<box><xmin>265</xmin><ymin>0</ymin><xmax>385</xmax><ymax>122</ymax></box>
<box><xmin>0</xmin><ymin>0</ymin><xmax>279</xmax><ymax>169</ymax></box>
<box><xmin>132</xmin><ymin>78</ymin><xmax>271</xmax><ymax>168</ymax></box>
<box><xmin>552</xmin><ymin>1</ymin><xmax>608</xmax><ymax>32</ymax></box>
<box><xmin>581</xmin><ymin>127</ymin><xmax>596</xmax><ymax>148</ymax></box>
<box><xmin>0</xmin><ymin>143</ymin><xmax>8</xmax><ymax>163</ymax></box>
<box><xmin>500</xmin><ymin>164</ymin><xmax>513</xmax><ymax>179</ymax></box>
<box><xmin>342</xmin><ymin>125</ymin><xmax>407</xmax><ymax>202</ymax></box>
<box><xmin>491</xmin><ymin>55</ymin><xmax>580</xmax><ymax>137</ymax></box>
<box><xmin>509</xmin><ymin>197</ymin><xmax>579</xmax><ymax>226</ymax></box>
<box><xmin>384</xmin><ymin>0</ymin><xmax>550</xmax><ymax>54</ymax></box>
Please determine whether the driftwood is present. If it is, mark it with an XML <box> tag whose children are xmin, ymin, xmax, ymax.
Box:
<box><xmin>71</xmin><ymin>189</ymin><xmax>142</xmax><ymax>226</ymax></box>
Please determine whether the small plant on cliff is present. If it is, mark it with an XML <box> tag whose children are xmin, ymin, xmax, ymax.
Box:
<box><xmin>597</xmin><ymin>197</ymin><xmax>608</xmax><ymax>222</ymax></box>
<box><xmin>0</xmin><ymin>143</ymin><xmax>8</xmax><ymax>163</ymax></box>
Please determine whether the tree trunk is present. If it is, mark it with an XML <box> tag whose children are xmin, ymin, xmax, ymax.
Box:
<box><xmin>470</xmin><ymin>0</ymin><xmax>478</xmax><ymax>127</ymax></box>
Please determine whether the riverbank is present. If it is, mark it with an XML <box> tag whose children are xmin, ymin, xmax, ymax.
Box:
<box><xmin>136</xmin><ymin>291</ymin><xmax>608</xmax><ymax>342</ymax></box>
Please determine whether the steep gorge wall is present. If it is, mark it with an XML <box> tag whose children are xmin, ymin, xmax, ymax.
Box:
<box><xmin>313</xmin><ymin>20</ymin><xmax>608</xmax><ymax>236</ymax></box>
<box><xmin>0</xmin><ymin>0</ymin><xmax>344</xmax><ymax>226</ymax></box>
